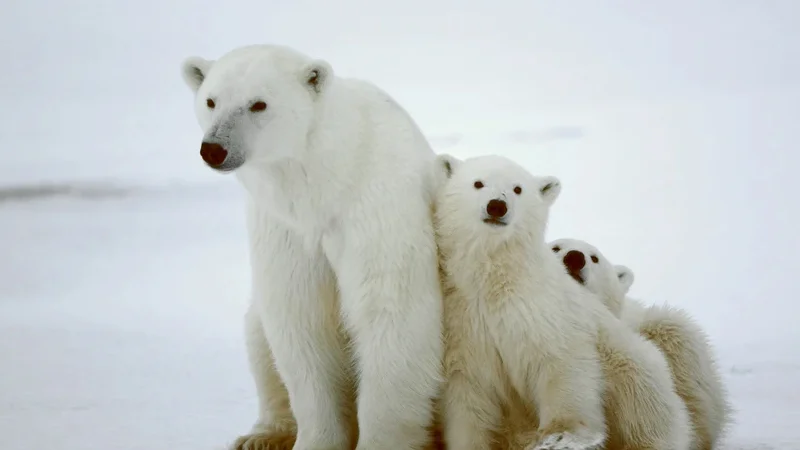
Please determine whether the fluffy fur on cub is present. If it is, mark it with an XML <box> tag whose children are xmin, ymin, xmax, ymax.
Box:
<box><xmin>433</xmin><ymin>154</ymin><xmax>691</xmax><ymax>450</ymax></box>
<box><xmin>550</xmin><ymin>238</ymin><xmax>733</xmax><ymax>450</ymax></box>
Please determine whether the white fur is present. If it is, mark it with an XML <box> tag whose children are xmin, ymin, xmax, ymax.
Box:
<box><xmin>433</xmin><ymin>154</ymin><xmax>607</xmax><ymax>450</ymax></box>
<box><xmin>432</xmin><ymin>154</ymin><xmax>691</xmax><ymax>450</ymax></box>
<box><xmin>181</xmin><ymin>44</ymin><xmax>444</xmax><ymax>450</ymax></box>
<box><xmin>550</xmin><ymin>238</ymin><xmax>733</xmax><ymax>450</ymax></box>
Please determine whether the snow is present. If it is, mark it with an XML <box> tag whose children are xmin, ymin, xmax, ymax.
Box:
<box><xmin>2</xmin><ymin>0</ymin><xmax>799</xmax><ymax>449</ymax></box>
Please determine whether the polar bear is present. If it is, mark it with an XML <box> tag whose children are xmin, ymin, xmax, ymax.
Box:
<box><xmin>180</xmin><ymin>44</ymin><xmax>444</xmax><ymax>450</ymax></box>
<box><xmin>432</xmin><ymin>153</ymin><xmax>692</xmax><ymax>450</ymax></box>
<box><xmin>549</xmin><ymin>238</ymin><xmax>733</xmax><ymax>450</ymax></box>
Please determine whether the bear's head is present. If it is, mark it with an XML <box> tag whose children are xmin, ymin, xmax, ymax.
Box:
<box><xmin>433</xmin><ymin>153</ymin><xmax>561</xmax><ymax>251</ymax></box>
<box><xmin>180</xmin><ymin>45</ymin><xmax>333</xmax><ymax>172</ymax></box>
<box><xmin>548</xmin><ymin>238</ymin><xmax>635</xmax><ymax>316</ymax></box>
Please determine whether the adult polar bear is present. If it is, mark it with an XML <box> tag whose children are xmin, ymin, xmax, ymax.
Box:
<box><xmin>180</xmin><ymin>44</ymin><xmax>444</xmax><ymax>450</ymax></box>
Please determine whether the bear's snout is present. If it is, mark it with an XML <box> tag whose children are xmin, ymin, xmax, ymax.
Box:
<box><xmin>200</xmin><ymin>142</ymin><xmax>228</xmax><ymax>167</ymax></box>
<box><xmin>563</xmin><ymin>250</ymin><xmax>586</xmax><ymax>272</ymax></box>
<box><xmin>486</xmin><ymin>199</ymin><xmax>508</xmax><ymax>218</ymax></box>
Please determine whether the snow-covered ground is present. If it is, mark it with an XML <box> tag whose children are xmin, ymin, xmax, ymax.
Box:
<box><xmin>2</xmin><ymin>1</ymin><xmax>799</xmax><ymax>449</ymax></box>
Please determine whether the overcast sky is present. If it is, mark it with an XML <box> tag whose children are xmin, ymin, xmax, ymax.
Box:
<box><xmin>2</xmin><ymin>0</ymin><xmax>798</xmax><ymax>185</ymax></box>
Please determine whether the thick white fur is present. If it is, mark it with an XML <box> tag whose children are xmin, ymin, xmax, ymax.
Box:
<box><xmin>549</xmin><ymin>238</ymin><xmax>733</xmax><ymax>450</ymax></box>
<box><xmin>434</xmin><ymin>154</ymin><xmax>609</xmax><ymax>450</ymax></box>
<box><xmin>181</xmin><ymin>45</ymin><xmax>444</xmax><ymax>450</ymax></box>
<box><xmin>433</xmin><ymin>154</ymin><xmax>691</xmax><ymax>450</ymax></box>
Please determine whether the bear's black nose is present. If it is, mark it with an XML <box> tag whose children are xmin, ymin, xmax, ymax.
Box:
<box><xmin>563</xmin><ymin>250</ymin><xmax>586</xmax><ymax>272</ymax></box>
<box><xmin>486</xmin><ymin>199</ymin><xmax>508</xmax><ymax>218</ymax></box>
<box><xmin>200</xmin><ymin>142</ymin><xmax>228</xmax><ymax>167</ymax></box>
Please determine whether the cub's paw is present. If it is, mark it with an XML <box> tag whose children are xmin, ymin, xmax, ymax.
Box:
<box><xmin>528</xmin><ymin>430</ymin><xmax>605</xmax><ymax>450</ymax></box>
<box><xmin>229</xmin><ymin>430</ymin><xmax>297</xmax><ymax>450</ymax></box>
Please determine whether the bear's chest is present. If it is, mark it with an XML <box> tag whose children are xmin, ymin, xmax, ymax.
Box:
<box><xmin>474</xmin><ymin>288</ymin><xmax>564</xmax><ymax>368</ymax></box>
<box><xmin>467</xmin><ymin>299</ymin><xmax>551</xmax><ymax>394</ymax></box>
<box><xmin>238</xmin><ymin>164</ymin><xmax>340</xmax><ymax>236</ymax></box>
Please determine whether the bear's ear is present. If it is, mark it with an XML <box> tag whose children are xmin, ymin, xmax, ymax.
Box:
<box><xmin>181</xmin><ymin>56</ymin><xmax>214</xmax><ymax>93</ymax></box>
<box><xmin>302</xmin><ymin>59</ymin><xmax>333</xmax><ymax>95</ymax></box>
<box><xmin>615</xmin><ymin>265</ymin><xmax>635</xmax><ymax>293</ymax></box>
<box><xmin>436</xmin><ymin>153</ymin><xmax>462</xmax><ymax>180</ymax></box>
<box><xmin>537</xmin><ymin>176</ymin><xmax>561</xmax><ymax>206</ymax></box>
<box><xmin>431</xmin><ymin>153</ymin><xmax>462</xmax><ymax>193</ymax></box>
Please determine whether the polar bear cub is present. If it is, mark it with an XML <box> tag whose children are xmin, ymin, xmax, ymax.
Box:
<box><xmin>433</xmin><ymin>154</ymin><xmax>692</xmax><ymax>450</ymax></box>
<box><xmin>433</xmin><ymin>153</ymin><xmax>606</xmax><ymax>450</ymax></box>
<box><xmin>550</xmin><ymin>238</ymin><xmax>733</xmax><ymax>450</ymax></box>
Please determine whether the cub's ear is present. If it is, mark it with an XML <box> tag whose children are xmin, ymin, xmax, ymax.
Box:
<box><xmin>436</xmin><ymin>153</ymin><xmax>462</xmax><ymax>180</ymax></box>
<box><xmin>302</xmin><ymin>59</ymin><xmax>333</xmax><ymax>94</ymax></box>
<box><xmin>615</xmin><ymin>265</ymin><xmax>635</xmax><ymax>294</ymax></box>
<box><xmin>181</xmin><ymin>56</ymin><xmax>214</xmax><ymax>93</ymax></box>
<box><xmin>430</xmin><ymin>153</ymin><xmax>463</xmax><ymax>193</ymax></box>
<box><xmin>537</xmin><ymin>176</ymin><xmax>561</xmax><ymax>206</ymax></box>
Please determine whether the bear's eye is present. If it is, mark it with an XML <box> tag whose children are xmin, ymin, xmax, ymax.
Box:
<box><xmin>591</xmin><ymin>255</ymin><xmax>599</xmax><ymax>263</ymax></box>
<box><xmin>474</xmin><ymin>181</ymin><xmax>484</xmax><ymax>189</ymax></box>
<box><xmin>250</xmin><ymin>101</ymin><xmax>268</xmax><ymax>112</ymax></box>
<box><xmin>206</xmin><ymin>98</ymin><xmax>215</xmax><ymax>109</ymax></box>
<box><xmin>513</xmin><ymin>186</ymin><xmax>522</xmax><ymax>195</ymax></box>
<box><xmin>552</xmin><ymin>246</ymin><xmax>560</xmax><ymax>253</ymax></box>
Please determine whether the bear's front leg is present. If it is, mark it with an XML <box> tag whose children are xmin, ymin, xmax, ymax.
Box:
<box><xmin>529</xmin><ymin>347</ymin><xmax>607</xmax><ymax>450</ymax></box>
<box><xmin>328</xmin><ymin>207</ymin><xmax>444</xmax><ymax>450</ymax></box>
<box><xmin>250</xmin><ymin>218</ymin><xmax>355</xmax><ymax>450</ymax></box>
<box><xmin>442</xmin><ymin>372</ymin><xmax>499</xmax><ymax>449</ymax></box>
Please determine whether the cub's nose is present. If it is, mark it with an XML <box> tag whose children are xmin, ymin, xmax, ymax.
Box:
<box><xmin>486</xmin><ymin>199</ymin><xmax>508</xmax><ymax>218</ymax></box>
<box><xmin>563</xmin><ymin>250</ymin><xmax>586</xmax><ymax>272</ymax></box>
<box><xmin>200</xmin><ymin>142</ymin><xmax>228</xmax><ymax>167</ymax></box>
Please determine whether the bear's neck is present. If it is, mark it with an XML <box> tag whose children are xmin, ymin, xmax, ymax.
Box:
<box><xmin>234</xmin><ymin>155</ymin><xmax>348</xmax><ymax>235</ymax></box>
<box><xmin>599</xmin><ymin>290</ymin><xmax>625</xmax><ymax>318</ymax></box>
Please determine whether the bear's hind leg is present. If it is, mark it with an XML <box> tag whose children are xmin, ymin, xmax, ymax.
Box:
<box><xmin>598</xmin><ymin>327</ymin><xmax>692</xmax><ymax>450</ymax></box>
<box><xmin>228</xmin><ymin>302</ymin><xmax>297</xmax><ymax>450</ymax></box>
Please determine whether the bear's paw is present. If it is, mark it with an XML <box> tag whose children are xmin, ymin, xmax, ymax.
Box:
<box><xmin>229</xmin><ymin>430</ymin><xmax>297</xmax><ymax>450</ymax></box>
<box><xmin>528</xmin><ymin>429</ymin><xmax>605</xmax><ymax>450</ymax></box>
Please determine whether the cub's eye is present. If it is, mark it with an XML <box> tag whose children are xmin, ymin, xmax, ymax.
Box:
<box><xmin>250</xmin><ymin>101</ymin><xmax>267</xmax><ymax>112</ymax></box>
<box><xmin>552</xmin><ymin>246</ymin><xmax>560</xmax><ymax>253</ymax></box>
<box><xmin>206</xmin><ymin>98</ymin><xmax>215</xmax><ymax>109</ymax></box>
<box><xmin>474</xmin><ymin>181</ymin><xmax>484</xmax><ymax>189</ymax></box>
<box><xmin>513</xmin><ymin>186</ymin><xmax>522</xmax><ymax>195</ymax></box>
<box><xmin>591</xmin><ymin>255</ymin><xmax>599</xmax><ymax>263</ymax></box>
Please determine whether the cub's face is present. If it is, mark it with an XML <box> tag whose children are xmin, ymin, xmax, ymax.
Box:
<box><xmin>180</xmin><ymin>45</ymin><xmax>332</xmax><ymax>172</ymax></box>
<box><xmin>433</xmin><ymin>154</ymin><xmax>561</xmax><ymax>248</ymax></box>
<box><xmin>549</xmin><ymin>238</ymin><xmax>634</xmax><ymax>299</ymax></box>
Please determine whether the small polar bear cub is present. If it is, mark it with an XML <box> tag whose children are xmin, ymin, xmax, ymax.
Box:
<box><xmin>549</xmin><ymin>238</ymin><xmax>629</xmax><ymax>318</ymax></box>
<box><xmin>550</xmin><ymin>238</ymin><xmax>733</xmax><ymax>450</ymax></box>
<box><xmin>433</xmin><ymin>153</ymin><xmax>608</xmax><ymax>450</ymax></box>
